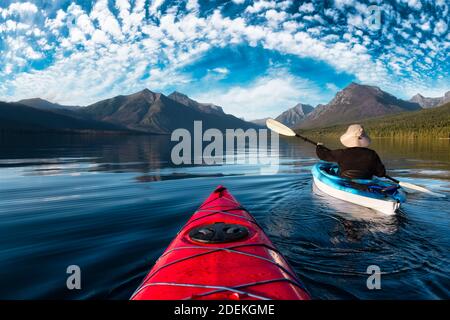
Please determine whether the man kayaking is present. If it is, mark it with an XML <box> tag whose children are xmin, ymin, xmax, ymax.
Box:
<box><xmin>316</xmin><ymin>124</ymin><xmax>386</xmax><ymax>179</ymax></box>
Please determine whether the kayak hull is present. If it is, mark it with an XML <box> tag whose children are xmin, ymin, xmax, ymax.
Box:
<box><xmin>131</xmin><ymin>185</ymin><xmax>310</xmax><ymax>300</ymax></box>
<box><xmin>312</xmin><ymin>162</ymin><xmax>406</xmax><ymax>215</ymax></box>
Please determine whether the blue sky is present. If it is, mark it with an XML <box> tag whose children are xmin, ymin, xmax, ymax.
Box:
<box><xmin>0</xmin><ymin>0</ymin><xmax>448</xmax><ymax>119</ymax></box>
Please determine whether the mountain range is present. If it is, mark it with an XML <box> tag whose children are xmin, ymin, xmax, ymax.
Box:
<box><xmin>167</xmin><ymin>91</ymin><xmax>226</xmax><ymax>116</ymax></box>
<box><xmin>296</xmin><ymin>83</ymin><xmax>422</xmax><ymax>129</ymax></box>
<box><xmin>251</xmin><ymin>103</ymin><xmax>314</xmax><ymax>127</ymax></box>
<box><xmin>18</xmin><ymin>98</ymin><xmax>78</xmax><ymax>111</ymax></box>
<box><xmin>258</xmin><ymin>83</ymin><xmax>445</xmax><ymax>129</ymax></box>
<box><xmin>409</xmin><ymin>91</ymin><xmax>450</xmax><ymax>109</ymax></box>
<box><xmin>0</xmin><ymin>101</ymin><xmax>125</xmax><ymax>133</ymax></box>
<box><xmin>1</xmin><ymin>83</ymin><xmax>448</xmax><ymax>134</ymax></box>
<box><xmin>274</xmin><ymin>103</ymin><xmax>314</xmax><ymax>127</ymax></box>
<box><xmin>80</xmin><ymin>89</ymin><xmax>254</xmax><ymax>134</ymax></box>
<box><xmin>1</xmin><ymin>90</ymin><xmax>257</xmax><ymax>134</ymax></box>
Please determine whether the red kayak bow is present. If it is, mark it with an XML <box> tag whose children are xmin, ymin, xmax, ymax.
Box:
<box><xmin>131</xmin><ymin>185</ymin><xmax>310</xmax><ymax>300</ymax></box>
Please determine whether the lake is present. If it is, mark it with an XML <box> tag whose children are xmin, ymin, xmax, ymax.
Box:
<box><xmin>0</xmin><ymin>134</ymin><xmax>449</xmax><ymax>299</ymax></box>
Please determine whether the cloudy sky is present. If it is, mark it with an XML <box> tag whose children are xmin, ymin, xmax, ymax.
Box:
<box><xmin>0</xmin><ymin>0</ymin><xmax>448</xmax><ymax>119</ymax></box>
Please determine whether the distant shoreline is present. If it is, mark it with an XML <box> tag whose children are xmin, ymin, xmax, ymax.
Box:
<box><xmin>1</xmin><ymin>129</ymin><xmax>449</xmax><ymax>139</ymax></box>
<box><xmin>301</xmin><ymin>132</ymin><xmax>450</xmax><ymax>140</ymax></box>
<box><xmin>0</xmin><ymin>129</ymin><xmax>161</xmax><ymax>136</ymax></box>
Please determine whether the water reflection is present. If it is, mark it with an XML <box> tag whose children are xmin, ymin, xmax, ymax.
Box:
<box><xmin>312</xmin><ymin>183</ymin><xmax>400</xmax><ymax>236</ymax></box>
<box><xmin>2</xmin><ymin>134</ymin><xmax>449</xmax><ymax>175</ymax></box>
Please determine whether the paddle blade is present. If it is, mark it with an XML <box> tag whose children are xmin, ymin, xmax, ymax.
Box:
<box><xmin>399</xmin><ymin>181</ymin><xmax>446</xmax><ymax>198</ymax></box>
<box><xmin>266</xmin><ymin>118</ymin><xmax>296</xmax><ymax>137</ymax></box>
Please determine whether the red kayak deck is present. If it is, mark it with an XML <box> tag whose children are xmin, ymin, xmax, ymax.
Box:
<box><xmin>131</xmin><ymin>185</ymin><xmax>310</xmax><ymax>300</ymax></box>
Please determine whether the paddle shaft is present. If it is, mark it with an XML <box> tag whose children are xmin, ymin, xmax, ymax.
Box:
<box><xmin>295</xmin><ymin>133</ymin><xmax>330</xmax><ymax>151</ymax></box>
<box><xmin>384</xmin><ymin>175</ymin><xmax>399</xmax><ymax>184</ymax></box>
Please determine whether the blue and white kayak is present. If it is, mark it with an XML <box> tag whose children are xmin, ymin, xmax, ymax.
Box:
<box><xmin>312</xmin><ymin>162</ymin><xmax>406</xmax><ymax>215</ymax></box>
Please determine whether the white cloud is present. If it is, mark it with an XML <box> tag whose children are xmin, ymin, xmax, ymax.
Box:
<box><xmin>90</xmin><ymin>0</ymin><xmax>123</xmax><ymax>39</ymax></box>
<box><xmin>324</xmin><ymin>8</ymin><xmax>339</xmax><ymax>21</ymax></box>
<box><xmin>91</xmin><ymin>29</ymin><xmax>109</xmax><ymax>44</ymax></box>
<box><xmin>64</xmin><ymin>3</ymin><xmax>96</xmax><ymax>41</ymax></box>
<box><xmin>114</xmin><ymin>0</ymin><xmax>131</xmax><ymax>33</ymax></box>
<box><xmin>3</xmin><ymin>64</ymin><xmax>13</xmax><ymax>74</ymax></box>
<box><xmin>232</xmin><ymin>0</ymin><xmax>246</xmax><ymax>4</ymax></box>
<box><xmin>1</xmin><ymin>2</ymin><xmax>38</xmax><ymax>18</ymax></box>
<box><xmin>405</xmin><ymin>0</ymin><xmax>422</xmax><ymax>10</ymax></box>
<box><xmin>149</xmin><ymin>0</ymin><xmax>165</xmax><ymax>16</ymax></box>
<box><xmin>265</xmin><ymin>9</ymin><xmax>287</xmax><ymax>28</ymax></box>
<box><xmin>347</xmin><ymin>14</ymin><xmax>364</xmax><ymax>29</ymax></box>
<box><xmin>24</xmin><ymin>46</ymin><xmax>43</xmax><ymax>60</ymax></box>
<box><xmin>186</xmin><ymin>0</ymin><xmax>200</xmax><ymax>12</ymax></box>
<box><xmin>298</xmin><ymin>3</ymin><xmax>314</xmax><ymax>13</ymax></box>
<box><xmin>115</xmin><ymin>0</ymin><xmax>145</xmax><ymax>35</ymax></box>
<box><xmin>45</xmin><ymin>9</ymin><xmax>67</xmax><ymax>32</ymax></box>
<box><xmin>245</xmin><ymin>0</ymin><xmax>276</xmax><ymax>14</ymax></box>
<box><xmin>420</xmin><ymin>21</ymin><xmax>430</xmax><ymax>32</ymax></box>
<box><xmin>325</xmin><ymin>83</ymin><xmax>339</xmax><ymax>92</ymax></box>
<box><xmin>333</xmin><ymin>0</ymin><xmax>355</xmax><ymax>10</ymax></box>
<box><xmin>3</xmin><ymin>44</ymin><xmax>190</xmax><ymax>106</ymax></box>
<box><xmin>211</xmin><ymin>67</ymin><xmax>229</xmax><ymax>75</ymax></box>
<box><xmin>193</xmin><ymin>69</ymin><xmax>324</xmax><ymax>120</ymax></box>
<box><xmin>434</xmin><ymin>20</ymin><xmax>448</xmax><ymax>35</ymax></box>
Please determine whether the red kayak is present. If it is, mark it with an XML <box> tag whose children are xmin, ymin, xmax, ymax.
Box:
<box><xmin>131</xmin><ymin>185</ymin><xmax>310</xmax><ymax>300</ymax></box>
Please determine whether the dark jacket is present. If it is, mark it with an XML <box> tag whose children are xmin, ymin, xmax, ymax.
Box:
<box><xmin>316</xmin><ymin>145</ymin><xmax>386</xmax><ymax>179</ymax></box>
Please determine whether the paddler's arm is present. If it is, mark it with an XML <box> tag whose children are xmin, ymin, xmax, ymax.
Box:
<box><xmin>316</xmin><ymin>144</ymin><xmax>340</xmax><ymax>162</ymax></box>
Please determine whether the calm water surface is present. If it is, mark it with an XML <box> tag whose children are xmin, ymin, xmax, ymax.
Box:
<box><xmin>0</xmin><ymin>134</ymin><xmax>449</xmax><ymax>299</ymax></box>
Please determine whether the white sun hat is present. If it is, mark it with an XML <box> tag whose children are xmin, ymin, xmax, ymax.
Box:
<box><xmin>340</xmin><ymin>124</ymin><xmax>371</xmax><ymax>148</ymax></box>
